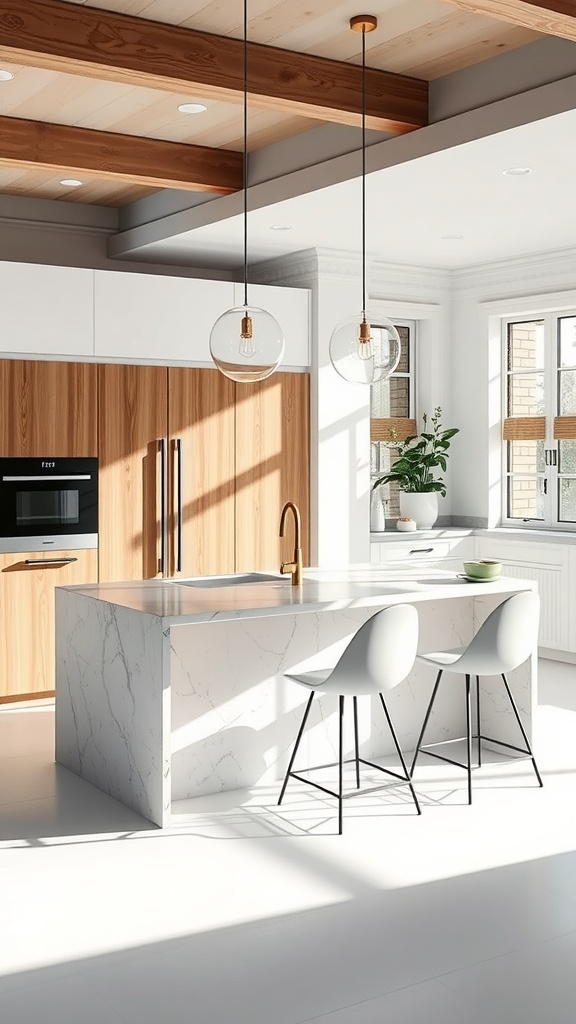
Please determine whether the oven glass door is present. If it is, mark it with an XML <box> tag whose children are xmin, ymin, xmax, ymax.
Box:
<box><xmin>16</xmin><ymin>487</ymin><xmax>81</xmax><ymax>528</ymax></box>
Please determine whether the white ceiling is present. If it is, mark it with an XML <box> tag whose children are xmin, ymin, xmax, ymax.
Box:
<box><xmin>141</xmin><ymin>107</ymin><xmax>576</xmax><ymax>271</ymax></box>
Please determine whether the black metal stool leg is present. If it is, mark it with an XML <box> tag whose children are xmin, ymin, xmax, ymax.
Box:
<box><xmin>476</xmin><ymin>674</ymin><xmax>482</xmax><ymax>768</ymax></box>
<box><xmin>278</xmin><ymin>691</ymin><xmax>314</xmax><ymax>804</ymax></box>
<box><xmin>338</xmin><ymin>695</ymin><xmax>344</xmax><ymax>834</ymax></box>
<box><xmin>353</xmin><ymin>696</ymin><xmax>360</xmax><ymax>788</ymax></box>
<box><xmin>501</xmin><ymin>673</ymin><xmax>544</xmax><ymax>787</ymax></box>
<box><xmin>410</xmin><ymin>669</ymin><xmax>443</xmax><ymax>777</ymax></box>
<box><xmin>465</xmin><ymin>674</ymin><xmax>472</xmax><ymax>804</ymax></box>
<box><xmin>379</xmin><ymin>694</ymin><xmax>421</xmax><ymax>814</ymax></box>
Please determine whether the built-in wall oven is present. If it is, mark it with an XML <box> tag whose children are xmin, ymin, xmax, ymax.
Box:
<box><xmin>0</xmin><ymin>458</ymin><xmax>98</xmax><ymax>553</ymax></box>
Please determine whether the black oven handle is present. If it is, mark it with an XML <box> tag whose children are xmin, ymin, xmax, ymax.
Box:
<box><xmin>3</xmin><ymin>475</ymin><xmax>92</xmax><ymax>481</ymax></box>
<box><xmin>24</xmin><ymin>557</ymin><xmax>78</xmax><ymax>565</ymax></box>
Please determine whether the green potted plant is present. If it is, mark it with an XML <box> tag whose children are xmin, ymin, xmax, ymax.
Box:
<box><xmin>372</xmin><ymin>406</ymin><xmax>459</xmax><ymax>529</ymax></box>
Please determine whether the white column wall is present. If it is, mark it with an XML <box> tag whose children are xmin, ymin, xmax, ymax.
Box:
<box><xmin>252</xmin><ymin>248</ymin><xmax>452</xmax><ymax>565</ymax></box>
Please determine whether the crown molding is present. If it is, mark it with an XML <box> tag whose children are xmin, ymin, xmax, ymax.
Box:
<box><xmin>250</xmin><ymin>248</ymin><xmax>320</xmax><ymax>288</ymax></box>
<box><xmin>452</xmin><ymin>245</ymin><xmax>576</xmax><ymax>297</ymax></box>
<box><xmin>251</xmin><ymin>246</ymin><xmax>452</xmax><ymax>302</ymax></box>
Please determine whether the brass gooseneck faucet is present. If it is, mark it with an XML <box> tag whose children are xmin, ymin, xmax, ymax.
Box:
<box><xmin>279</xmin><ymin>501</ymin><xmax>303</xmax><ymax>586</ymax></box>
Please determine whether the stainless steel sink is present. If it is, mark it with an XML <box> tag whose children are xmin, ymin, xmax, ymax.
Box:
<box><xmin>173</xmin><ymin>572</ymin><xmax>282</xmax><ymax>588</ymax></box>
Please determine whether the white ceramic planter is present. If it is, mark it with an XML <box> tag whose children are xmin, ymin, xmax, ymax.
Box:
<box><xmin>399</xmin><ymin>491</ymin><xmax>439</xmax><ymax>529</ymax></box>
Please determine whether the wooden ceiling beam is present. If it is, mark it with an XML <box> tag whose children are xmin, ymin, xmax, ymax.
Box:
<box><xmin>0</xmin><ymin>0</ymin><xmax>427</xmax><ymax>134</ymax></box>
<box><xmin>0</xmin><ymin>116</ymin><xmax>243</xmax><ymax>194</ymax></box>
<box><xmin>440</xmin><ymin>0</ymin><xmax>576</xmax><ymax>41</ymax></box>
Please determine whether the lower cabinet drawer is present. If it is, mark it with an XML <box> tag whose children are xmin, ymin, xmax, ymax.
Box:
<box><xmin>373</xmin><ymin>538</ymin><xmax>474</xmax><ymax>564</ymax></box>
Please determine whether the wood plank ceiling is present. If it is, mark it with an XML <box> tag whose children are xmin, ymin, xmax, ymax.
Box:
<box><xmin>0</xmin><ymin>0</ymin><xmax>562</xmax><ymax>207</ymax></box>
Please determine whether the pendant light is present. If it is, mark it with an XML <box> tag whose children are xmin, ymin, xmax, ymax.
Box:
<box><xmin>209</xmin><ymin>0</ymin><xmax>284</xmax><ymax>383</ymax></box>
<box><xmin>329</xmin><ymin>15</ymin><xmax>401</xmax><ymax>386</ymax></box>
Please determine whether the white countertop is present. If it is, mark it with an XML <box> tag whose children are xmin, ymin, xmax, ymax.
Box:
<box><xmin>371</xmin><ymin>525</ymin><xmax>576</xmax><ymax>546</ymax></box>
<box><xmin>58</xmin><ymin>566</ymin><xmax>534</xmax><ymax>626</ymax></box>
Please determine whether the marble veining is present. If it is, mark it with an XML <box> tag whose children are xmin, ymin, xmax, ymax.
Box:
<box><xmin>55</xmin><ymin>591</ymin><xmax>170</xmax><ymax>825</ymax></box>
<box><xmin>55</xmin><ymin>569</ymin><xmax>536</xmax><ymax>826</ymax></box>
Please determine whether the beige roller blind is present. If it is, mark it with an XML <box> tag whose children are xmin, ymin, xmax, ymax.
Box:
<box><xmin>371</xmin><ymin>417</ymin><xmax>416</xmax><ymax>442</ymax></box>
<box><xmin>553</xmin><ymin>416</ymin><xmax>576</xmax><ymax>439</ymax></box>
<box><xmin>502</xmin><ymin>416</ymin><xmax>546</xmax><ymax>441</ymax></box>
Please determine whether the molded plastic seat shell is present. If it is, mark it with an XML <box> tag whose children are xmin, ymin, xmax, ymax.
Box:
<box><xmin>417</xmin><ymin>591</ymin><xmax>539</xmax><ymax>676</ymax></box>
<box><xmin>285</xmin><ymin>603</ymin><xmax>419</xmax><ymax>697</ymax></box>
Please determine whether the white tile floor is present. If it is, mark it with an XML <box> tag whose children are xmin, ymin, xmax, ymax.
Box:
<box><xmin>1</xmin><ymin>659</ymin><xmax>576</xmax><ymax>1023</ymax></box>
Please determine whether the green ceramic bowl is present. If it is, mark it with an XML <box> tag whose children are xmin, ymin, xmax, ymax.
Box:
<box><xmin>463</xmin><ymin>559</ymin><xmax>502</xmax><ymax>579</ymax></box>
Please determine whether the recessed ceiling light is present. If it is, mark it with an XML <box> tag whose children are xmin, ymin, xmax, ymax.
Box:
<box><xmin>177</xmin><ymin>102</ymin><xmax>208</xmax><ymax>114</ymax></box>
<box><xmin>0</xmin><ymin>70</ymin><xmax>14</xmax><ymax>82</ymax></box>
<box><xmin>502</xmin><ymin>167</ymin><xmax>532</xmax><ymax>176</ymax></box>
<box><xmin>441</xmin><ymin>234</ymin><xmax>463</xmax><ymax>240</ymax></box>
<box><xmin>59</xmin><ymin>178</ymin><xmax>84</xmax><ymax>187</ymax></box>
<box><xmin>269</xmin><ymin>225</ymin><xmax>292</xmax><ymax>231</ymax></box>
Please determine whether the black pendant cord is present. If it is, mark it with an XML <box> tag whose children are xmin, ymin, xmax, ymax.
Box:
<box><xmin>243</xmin><ymin>0</ymin><xmax>248</xmax><ymax>309</ymax></box>
<box><xmin>361</xmin><ymin>24</ymin><xmax>366</xmax><ymax>322</ymax></box>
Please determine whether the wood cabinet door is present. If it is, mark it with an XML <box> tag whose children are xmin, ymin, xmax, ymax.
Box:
<box><xmin>168</xmin><ymin>367</ymin><xmax>235</xmax><ymax>577</ymax></box>
<box><xmin>235</xmin><ymin>373</ymin><xmax>310</xmax><ymax>572</ymax></box>
<box><xmin>0</xmin><ymin>549</ymin><xmax>98</xmax><ymax>701</ymax></box>
<box><xmin>98</xmin><ymin>364</ymin><xmax>168</xmax><ymax>582</ymax></box>
<box><xmin>0</xmin><ymin>360</ymin><xmax>97</xmax><ymax>457</ymax></box>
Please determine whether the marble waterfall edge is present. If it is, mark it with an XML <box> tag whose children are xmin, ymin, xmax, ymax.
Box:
<box><xmin>55</xmin><ymin>589</ymin><xmax>170</xmax><ymax>825</ymax></box>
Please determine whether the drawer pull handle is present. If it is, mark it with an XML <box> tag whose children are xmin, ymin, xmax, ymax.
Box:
<box><xmin>23</xmin><ymin>557</ymin><xmax>78</xmax><ymax>565</ymax></box>
<box><xmin>410</xmin><ymin>547</ymin><xmax>434</xmax><ymax>554</ymax></box>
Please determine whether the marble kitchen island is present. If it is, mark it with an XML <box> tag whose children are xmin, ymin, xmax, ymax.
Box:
<box><xmin>55</xmin><ymin>567</ymin><xmax>537</xmax><ymax>827</ymax></box>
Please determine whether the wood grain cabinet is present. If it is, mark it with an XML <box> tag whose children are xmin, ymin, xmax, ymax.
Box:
<box><xmin>98</xmin><ymin>364</ymin><xmax>236</xmax><ymax>581</ymax></box>
<box><xmin>168</xmin><ymin>367</ymin><xmax>235</xmax><ymax>578</ymax></box>
<box><xmin>0</xmin><ymin>550</ymin><xmax>98</xmax><ymax>701</ymax></box>
<box><xmin>0</xmin><ymin>360</ymin><xmax>99</xmax><ymax>700</ymax></box>
<box><xmin>0</xmin><ymin>359</ymin><xmax>97</xmax><ymax>457</ymax></box>
<box><xmin>98</xmin><ymin>364</ymin><xmax>309</xmax><ymax>581</ymax></box>
<box><xmin>98</xmin><ymin>363</ymin><xmax>168</xmax><ymax>582</ymax></box>
<box><xmin>235</xmin><ymin>373</ymin><xmax>310</xmax><ymax>571</ymax></box>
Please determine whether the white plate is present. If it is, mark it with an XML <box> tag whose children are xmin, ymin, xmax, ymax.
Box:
<box><xmin>458</xmin><ymin>573</ymin><xmax>501</xmax><ymax>583</ymax></box>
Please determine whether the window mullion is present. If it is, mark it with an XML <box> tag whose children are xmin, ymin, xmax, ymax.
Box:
<box><xmin>544</xmin><ymin>313</ymin><xmax>559</xmax><ymax>526</ymax></box>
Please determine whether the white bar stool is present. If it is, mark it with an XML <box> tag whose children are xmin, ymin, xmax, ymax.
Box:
<box><xmin>410</xmin><ymin>590</ymin><xmax>543</xmax><ymax>804</ymax></box>
<box><xmin>278</xmin><ymin>604</ymin><xmax>421</xmax><ymax>834</ymax></box>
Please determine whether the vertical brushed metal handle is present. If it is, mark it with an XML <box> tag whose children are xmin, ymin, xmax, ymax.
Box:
<box><xmin>159</xmin><ymin>438</ymin><xmax>167</xmax><ymax>577</ymax></box>
<box><xmin>176</xmin><ymin>438</ymin><xmax>183</xmax><ymax>573</ymax></box>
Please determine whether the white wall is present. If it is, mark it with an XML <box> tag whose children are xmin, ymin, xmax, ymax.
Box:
<box><xmin>451</xmin><ymin>247</ymin><xmax>576</xmax><ymax>525</ymax></box>
<box><xmin>253</xmin><ymin>248</ymin><xmax>452</xmax><ymax>566</ymax></box>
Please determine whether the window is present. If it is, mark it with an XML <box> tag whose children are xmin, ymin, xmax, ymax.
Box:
<box><xmin>502</xmin><ymin>312</ymin><xmax>576</xmax><ymax>528</ymax></box>
<box><xmin>370</xmin><ymin>322</ymin><xmax>415</xmax><ymax>520</ymax></box>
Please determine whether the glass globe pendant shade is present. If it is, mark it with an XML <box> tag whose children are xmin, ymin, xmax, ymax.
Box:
<box><xmin>329</xmin><ymin>311</ymin><xmax>401</xmax><ymax>385</ymax></box>
<box><xmin>209</xmin><ymin>304</ymin><xmax>285</xmax><ymax>384</ymax></box>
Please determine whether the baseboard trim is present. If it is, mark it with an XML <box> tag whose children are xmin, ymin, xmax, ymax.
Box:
<box><xmin>539</xmin><ymin>648</ymin><xmax>576</xmax><ymax>665</ymax></box>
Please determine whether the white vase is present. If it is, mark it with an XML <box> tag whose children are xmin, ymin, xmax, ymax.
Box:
<box><xmin>399</xmin><ymin>491</ymin><xmax>438</xmax><ymax>529</ymax></box>
<box><xmin>370</xmin><ymin>490</ymin><xmax>386</xmax><ymax>532</ymax></box>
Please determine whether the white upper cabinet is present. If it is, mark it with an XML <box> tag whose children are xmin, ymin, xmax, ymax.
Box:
<box><xmin>0</xmin><ymin>263</ymin><xmax>311</xmax><ymax>367</ymax></box>
<box><xmin>234</xmin><ymin>283</ymin><xmax>310</xmax><ymax>368</ymax></box>
<box><xmin>95</xmin><ymin>271</ymin><xmax>234</xmax><ymax>363</ymax></box>
<box><xmin>0</xmin><ymin>262</ymin><xmax>94</xmax><ymax>357</ymax></box>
